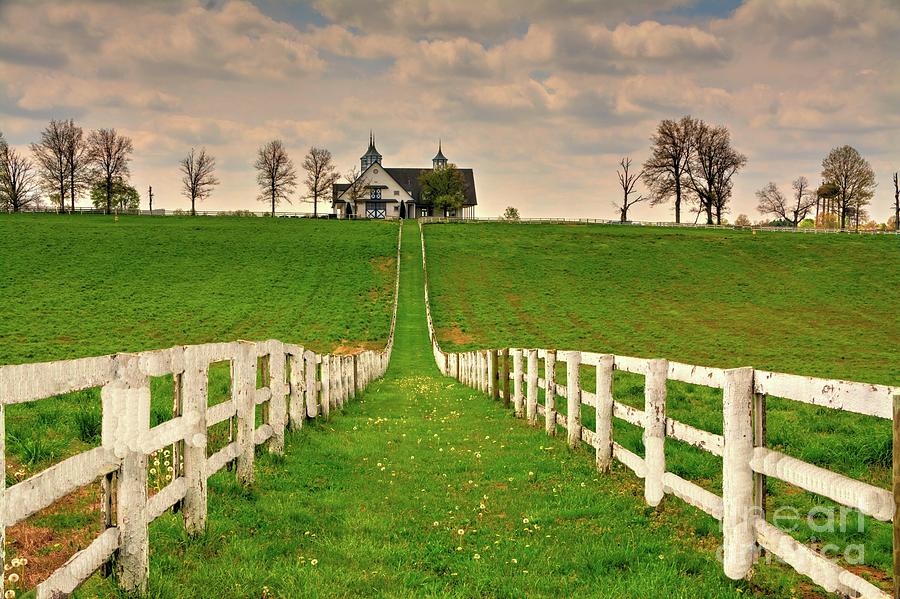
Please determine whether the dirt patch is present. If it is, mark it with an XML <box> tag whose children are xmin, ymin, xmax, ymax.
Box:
<box><xmin>370</xmin><ymin>256</ymin><xmax>395</xmax><ymax>274</ymax></box>
<box><xmin>333</xmin><ymin>341</ymin><xmax>384</xmax><ymax>355</ymax></box>
<box><xmin>436</xmin><ymin>325</ymin><xmax>474</xmax><ymax>345</ymax></box>
<box><xmin>6</xmin><ymin>483</ymin><xmax>103</xmax><ymax>590</ymax></box>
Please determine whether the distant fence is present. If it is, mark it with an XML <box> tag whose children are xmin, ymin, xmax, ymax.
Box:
<box><xmin>0</xmin><ymin>226</ymin><xmax>402</xmax><ymax>597</ymax></box>
<box><xmin>419</xmin><ymin>221</ymin><xmax>898</xmax><ymax>598</ymax></box>
<box><xmin>419</xmin><ymin>216</ymin><xmax>900</xmax><ymax>235</ymax></box>
<box><xmin>14</xmin><ymin>207</ymin><xmax>343</xmax><ymax>218</ymax></box>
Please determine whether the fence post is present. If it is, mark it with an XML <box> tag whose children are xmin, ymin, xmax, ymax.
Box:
<box><xmin>235</xmin><ymin>342</ymin><xmax>257</xmax><ymax>486</ymax></box>
<box><xmin>644</xmin><ymin>358</ymin><xmax>667</xmax><ymax>507</ymax></box>
<box><xmin>305</xmin><ymin>351</ymin><xmax>318</xmax><ymax>419</ymax></box>
<box><xmin>321</xmin><ymin>355</ymin><xmax>331</xmax><ymax>419</ymax></box>
<box><xmin>171</xmin><ymin>365</ymin><xmax>184</xmax><ymax>514</ymax></box>
<box><xmin>478</xmin><ymin>351</ymin><xmax>488</xmax><ymax>394</ymax></box>
<box><xmin>490</xmin><ymin>349</ymin><xmax>499</xmax><ymax>400</ymax></box>
<box><xmin>722</xmin><ymin>366</ymin><xmax>756</xmax><ymax>579</ymax></box>
<box><xmin>105</xmin><ymin>355</ymin><xmax>150</xmax><ymax>593</ymax></box>
<box><xmin>566</xmin><ymin>351</ymin><xmax>581</xmax><ymax>448</ymax></box>
<box><xmin>595</xmin><ymin>354</ymin><xmax>614</xmax><ymax>472</ymax></box>
<box><xmin>268</xmin><ymin>341</ymin><xmax>286</xmax><ymax>455</ymax></box>
<box><xmin>502</xmin><ymin>348</ymin><xmax>511</xmax><ymax>408</ymax></box>
<box><xmin>526</xmin><ymin>349</ymin><xmax>538</xmax><ymax>425</ymax></box>
<box><xmin>351</xmin><ymin>354</ymin><xmax>358</xmax><ymax>399</ymax></box>
<box><xmin>893</xmin><ymin>394</ymin><xmax>900</xmax><ymax>599</ymax></box>
<box><xmin>513</xmin><ymin>349</ymin><xmax>524</xmax><ymax>417</ymax></box>
<box><xmin>753</xmin><ymin>390</ymin><xmax>767</xmax><ymax>552</ymax></box>
<box><xmin>545</xmin><ymin>350</ymin><xmax>556</xmax><ymax>436</ymax></box>
<box><xmin>288</xmin><ymin>349</ymin><xmax>305</xmax><ymax>430</ymax></box>
<box><xmin>181</xmin><ymin>346</ymin><xmax>208</xmax><ymax>535</ymax></box>
<box><xmin>482</xmin><ymin>351</ymin><xmax>490</xmax><ymax>393</ymax></box>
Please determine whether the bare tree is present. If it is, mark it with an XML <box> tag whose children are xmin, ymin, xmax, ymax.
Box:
<box><xmin>893</xmin><ymin>172</ymin><xmax>899</xmax><ymax>231</ymax></box>
<box><xmin>302</xmin><ymin>147</ymin><xmax>339</xmax><ymax>218</ymax></box>
<box><xmin>31</xmin><ymin>119</ymin><xmax>69</xmax><ymax>213</ymax></box>
<box><xmin>339</xmin><ymin>166</ymin><xmax>368</xmax><ymax>217</ymax></box>
<box><xmin>820</xmin><ymin>145</ymin><xmax>876</xmax><ymax>230</ymax></box>
<box><xmin>180</xmin><ymin>148</ymin><xmax>219</xmax><ymax>216</ymax></box>
<box><xmin>756</xmin><ymin>178</ymin><xmax>816</xmax><ymax>226</ymax></box>
<box><xmin>1</xmin><ymin>143</ymin><xmax>40</xmax><ymax>212</ymax></box>
<box><xmin>642</xmin><ymin>115</ymin><xmax>698</xmax><ymax>223</ymax></box>
<box><xmin>62</xmin><ymin>119</ymin><xmax>89</xmax><ymax>212</ymax></box>
<box><xmin>254</xmin><ymin>139</ymin><xmax>297</xmax><ymax>216</ymax></box>
<box><xmin>685</xmin><ymin>121</ymin><xmax>747</xmax><ymax>224</ymax></box>
<box><xmin>87</xmin><ymin>128</ymin><xmax>134</xmax><ymax>214</ymax></box>
<box><xmin>613</xmin><ymin>157</ymin><xmax>647</xmax><ymax>222</ymax></box>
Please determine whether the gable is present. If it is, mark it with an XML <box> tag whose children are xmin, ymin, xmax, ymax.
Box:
<box><xmin>336</xmin><ymin>162</ymin><xmax>414</xmax><ymax>203</ymax></box>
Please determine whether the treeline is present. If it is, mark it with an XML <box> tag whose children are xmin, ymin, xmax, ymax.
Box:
<box><xmin>0</xmin><ymin>120</ymin><xmax>137</xmax><ymax>214</ymax></box>
<box><xmin>0</xmin><ymin>119</ymin><xmax>345</xmax><ymax>216</ymax></box>
<box><xmin>614</xmin><ymin>115</ymin><xmax>899</xmax><ymax>231</ymax></box>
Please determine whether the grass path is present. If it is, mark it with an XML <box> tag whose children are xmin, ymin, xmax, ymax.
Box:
<box><xmin>82</xmin><ymin>225</ymin><xmax>798</xmax><ymax>598</ymax></box>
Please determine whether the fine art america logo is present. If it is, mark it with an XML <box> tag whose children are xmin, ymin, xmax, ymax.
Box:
<box><xmin>717</xmin><ymin>505</ymin><xmax>867</xmax><ymax>566</ymax></box>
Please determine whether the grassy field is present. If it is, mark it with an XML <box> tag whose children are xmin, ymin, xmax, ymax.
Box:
<box><xmin>423</xmin><ymin>221</ymin><xmax>899</xmax><ymax>593</ymax></box>
<box><xmin>75</xmin><ymin>223</ymin><xmax>807</xmax><ymax>598</ymax></box>
<box><xmin>0</xmin><ymin>214</ymin><xmax>399</xmax><ymax>590</ymax></box>
<box><xmin>424</xmin><ymin>222</ymin><xmax>898</xmax><ymax>385</ymax></box>
<box><xmin>4</xmin><ymin>218</ymin><xmax>896</xmax><ymax>597</ymax></box>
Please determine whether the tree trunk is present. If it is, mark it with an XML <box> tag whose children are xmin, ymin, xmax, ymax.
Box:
<box><xmin>70</xmin><ymin>173</ymin><xmax>76</xmax><ymax>212</ymax></box>
<box><xmin>191</xmin><ymin>195</ymin><xmax>196</xmax><ymax>217</ymax></box>
<box><xmin>674</xmin><ymin>178</ymin><xmax>681</xmax><ymax>223</ymax></box>
<box><xmin>59</xmin><ymin>180</ymin><xmax>66</xmax><ymax>214</ymax></box>
<box><xmin>705</xmin><ymin>200</ymin><xmax>713</xmax><ymax>225</ymax></box>
<box><xmin>106</xmin><ymin>176</ymin><xmax>112</xmax><ymax>215</ymax></box>
<box><xmin>620</xmin><ymin>207</ymin><xmax>627</xmax><ymax>223</ymax></box>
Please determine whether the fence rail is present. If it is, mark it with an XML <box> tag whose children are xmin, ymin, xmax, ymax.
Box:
<box><xmin>419</xmin><ymin>221</ymin><xmax>898</xmax><ymax>598</ymax></box>
<box><xmin>0</xmin><ymin>225</ymin><xmax>403</xmax><ymax>597</ymax></box>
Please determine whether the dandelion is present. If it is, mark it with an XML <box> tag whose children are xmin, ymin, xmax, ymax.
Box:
<box><xmin>150</xmin><ymin>468</ymin><xmax>157</xmax><ymax>475</ymax></box>
<box><xmin>457</xmin><ymin>529</ymin><xmax>465</xmax><ymax>536</ymax></box>
<box><xmin>473</xmin><ymin>554</ymin><xmax>481</xmax><ymax>560</ymax></box>
<box><xmin>5</xmin><ymin>590</ymin><xmax>16</xmax><ymax>599</ymax></box>
<box><xmin>528</xmin><ymin>471</ymin><xmax>534</xmax><ymax>477</ymax></box>
<box><xmin>7</xmin><ymin>574</ymin><xmax>19</xmax><ymax>584</ymax></box>
<box><xmin>522</xmin><ymin>518</ymin><xmax>529</xmax><ymax>524</ymax></box>
<box><xmin>511</xmin><ymin>558</ymin><xmax>518</xmax><ymax>564</ymax></box>
<box><xmin>474</xmin><ymin>452</ymin><xmax>481</xmax><ymax>458</ymax></box>
<box><xmin>310</xmin><ymin>559</ymin><xmax>318</xmax><ymax>566</ymax></box>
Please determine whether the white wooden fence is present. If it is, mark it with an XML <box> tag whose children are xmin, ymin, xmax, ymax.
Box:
<box><xmin>0</xmin><ymin>227</ymin><xmax>402</xmax><ymax>597</ymax></box>
<box><xmin>419</xmin><ymin>222</ymin><xmax>898</xmax><ymax>598</ymax></box>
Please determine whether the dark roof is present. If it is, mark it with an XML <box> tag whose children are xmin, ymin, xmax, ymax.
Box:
<box><xmin>386</xmin><ymin>167</ymin><xmax>477</xmax><ymax>206</ymax></box>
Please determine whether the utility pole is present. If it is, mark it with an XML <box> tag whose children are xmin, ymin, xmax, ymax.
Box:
<box><xmin>148</xmin><ymin>185</ymin><xmax>153</xmax><ymax>215</ymax></box>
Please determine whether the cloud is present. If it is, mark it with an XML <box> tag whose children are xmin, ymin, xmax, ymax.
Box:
<box><xmin>0</xmin><ymin>0</ymin><xmax>324</xmax><ymax>85</ymax></box>
<box><xmin>1</xmin><ymin>0</ymin><xmax>898</xmax><ymax>222</ymax></box>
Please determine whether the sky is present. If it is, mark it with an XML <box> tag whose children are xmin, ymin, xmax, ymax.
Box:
<box><xmin>0</xmin><ymin>0</ymin><xmax>898</xmax><ymax>221</ymax></box>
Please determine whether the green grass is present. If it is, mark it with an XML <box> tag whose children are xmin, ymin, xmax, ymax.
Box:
<box><xmin>424</xmin><ymin>222</ymin><xmax>898</xmax><ymax>385</ymax></box>
<box><xmin>1</xmin><ymin>214</ymin><xmax>398</xmax><ymax>517</ymax></box>
<box><xmin>6</xmin><ymin>218</ymin><xmax>895</xmax><ymax>596</ymax></box>
<box><xmin>0</xmin><ymin>214</ymin><xmax>399</xmax><ymax>365</ymax></box>
<box><xmin>423</xmin><ymin>221</ymin><xmax>900</xmax><ymax>593</ymax></box>
<box><xmin>77</xmin><ymin>223</ymin><xmax>801</xmax><ymax>598</ymax></box>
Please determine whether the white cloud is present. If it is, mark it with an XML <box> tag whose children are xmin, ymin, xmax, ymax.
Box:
<box><xmin>0</xmin><ymin>0</ymin><xmax>898</xmax><ymax>222</ymax></box>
